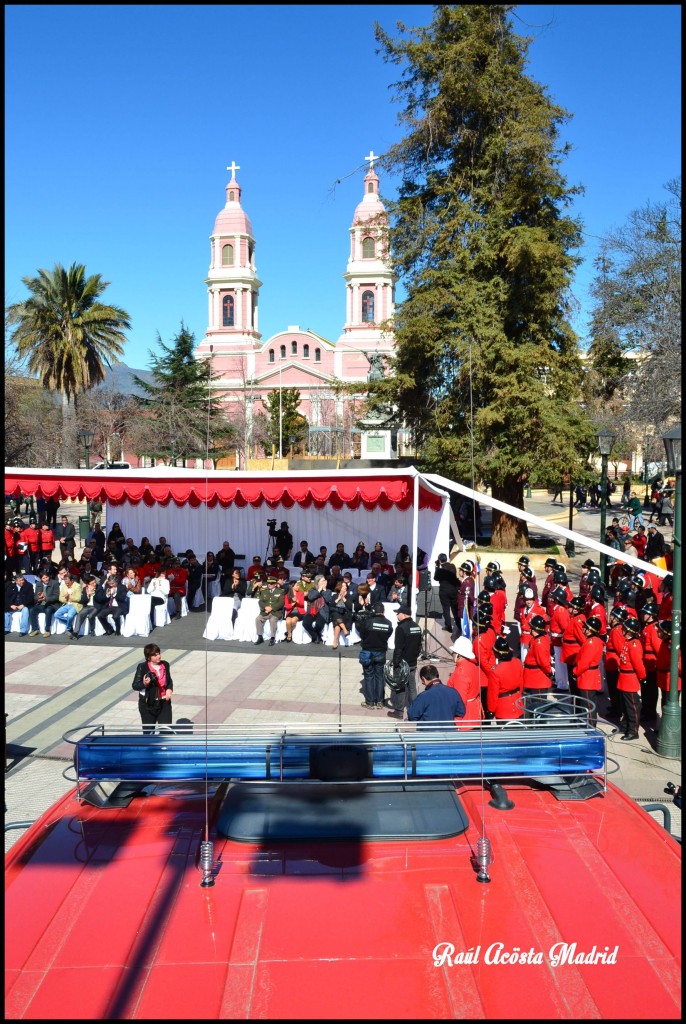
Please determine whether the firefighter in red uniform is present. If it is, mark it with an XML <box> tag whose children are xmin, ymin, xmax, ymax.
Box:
<box><xmin>522</xmin><ymin>615</ymin><xmax>552</xmax><ymax>694</ymax></box>
<box><xmin>639</xmin><ymin>601</ymin><xmax>661</xmax><ymax>723</ymax></box>
<box><xmin>575</xmin><ymin>615</ymin><xmax>605</xmax><ymax>726</ymax></box>
<box><xmin>561</xmin><ymin>596</ymin><xmax>587</xmax><ymax>694</ymax></box>
<box><xmin>471</xmin><ymin>609</ymin><xmax>496</xmax><ymax>719</ymax></box>
<box><xmin>4</xmin><ymin>522</ymin><xmax>18</xmax><ymax>572</ymax></box>
<box><xmin>578</xmin><ymin>559</ymin><xmax>597</xmax><ymax>602</ymax></box>
<box><xmin>38</xmin><ymin>521</ymin><xmax>55</xmax><ymax>568</ymax></box>
<box><xmin>656</xmin><ymin>620</ymin><xmax>680</xmax><ymax>722</ymax></box>
<box><xmin>586</xmin><ymin>583</ymin><xmax>608</xmax><ymax>635</ymax></box>
<box><xmin>613</xmin><ymin>580</ymin><xmax>639</xmax><ymax>620</ymax></box>
<box><xmin>487</xmin><ymin>635</ymin><xmax>524</xmax><ymax>720</ymax></box>
<box><xmin>540</xmin><ymin>557</ymin><xmax>559</xmax><ymax>615</ymax></box>
<box><xmin>552</xmin><ymin>565</ymin><xmax>574</xmax><ymax>606</ymax></box>
<box><xmin>517</xmin><ymin>555</ymin><xmax>537</xmax><ymax>592</ymax></box>
<box><xmin>447</xmin><ymin>636</ymin><xmax>484</xmax><ymax>730</ymax></box>
<box><xmin>483</xmin><ymin>573</ymin><xmax>507</xmax><ymax>636</ymax></box>
<box><xmin>548</xmin><ymin>586</ymin><xmax>571</xmax><ymax>692</ymax></box>
<box><xmin>519</xmin><ymin>587</ymin><xmax>547</xmax><ymax>664</ymax></box>
<box><xmin>456</xmin><ymin>560</ymin><xmax>476</xmax><ymax>634</ymax></box>
<box><xmin>617</xmin><ymin>618</ymin><xmax>646</xmax><ymax>740</ymax></box>
<box><xmin>657</xmin><ymin>575</ymin><xmax>673</xmax><ymax>620</ymax></box>
<box><xmin>20</xmin><ymin>518</ymin><xmax>41</xmax><ymax>573</ymax></box>
<box><xmin>631</xmin><ymin>572</ymin><xmax>652</xmax><ymax>617</ymax></box>
<box><xmin>476</xmin><ymin>589</ymin><xmax>493</xmax><ymax>623</ymax></box>
<box><xmin>604</xmin><ymin>606</ymin><xmax>629</xmax><ymax>719</ymax></box>
<box><xmin>513</xmin><ymin>564</ymin><xmax>537</xmax><ymax>621</ymax></box>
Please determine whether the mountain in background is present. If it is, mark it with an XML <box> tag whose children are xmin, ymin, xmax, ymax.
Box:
<box><xmin>95</xmin><ymin>362</ymin><xmax>154</xmax><ymax>396</ymax></box>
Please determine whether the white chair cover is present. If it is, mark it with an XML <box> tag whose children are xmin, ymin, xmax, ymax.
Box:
<box><xmin>233</xmin><ymin>596</ymin><xmax>286</xmax><ymax>643</ymax></box>
<box><xmin>202</xmin><ymin>596</ymin><xmax>235</xmax><ymax>641</ymax></box>
<box><xmin>292</xmin><ymin>620</ymin><xmax>312</xmax><ymax>645</ymax></box>
<box><xmin>120</xmin><ymin>593</ymin><xmax>152</xmax><ymax>638</ymax></box>
<box><xmin>167</xmin><ymin>595</ymin><xmax>189</xmax><ymax>618</ymax></box>
<box><xmin>9</xmin><ymin>610</ymin><xmax>25</xmax><ymax>633</ymax></box>
<box><xmin>154</xmin><ymin>601</ymin><xmax>171</xmax><ymax>628</ymax></box>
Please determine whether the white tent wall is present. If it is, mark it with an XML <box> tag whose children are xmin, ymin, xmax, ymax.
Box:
<box><xmin>108</xmin><ymin>495</ymin><xmax>449</xmax><ymax>573</ymax></box>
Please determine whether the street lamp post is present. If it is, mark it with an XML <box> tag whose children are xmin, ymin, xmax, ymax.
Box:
<box><xmin>78</xmin><ymin>429</ymin><xmax>95</xmax><ymax>470</ymax></box>
<box><xmin>657</xmin><ymin>424</ymin><xmax>681</xmax><ymax>760</ymax></box>
<box><xmin>643</xmin><ymin>433</ymin><xmax>654</xmax><ymax>508</ymax></box>
<box><xmin>564</xmin><ymin>478</ymin><xmax>575</xmax><ymax>558</ymax></box>
<box><xmin>597</xmin><ymin>427</ymin><xmax>616</xmax><ymax>584</ymax></box>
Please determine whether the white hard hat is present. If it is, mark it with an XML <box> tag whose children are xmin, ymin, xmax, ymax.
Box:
<box><xmin>450</xmin><ymin>636</ymin><xmax>475</xmax><ymax>660</ymax></box>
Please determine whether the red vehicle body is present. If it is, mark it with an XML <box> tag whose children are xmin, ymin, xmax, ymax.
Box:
<box><xmin>5</xmin><ymin>721</ymin><xmax>681</xmax><ymax>1020</ymax></box>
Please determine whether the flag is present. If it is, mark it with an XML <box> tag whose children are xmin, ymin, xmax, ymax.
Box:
<box><xmin>461</xmin><ymin>604</ymin><xmax>471</xmax><ymax>640</ymax></box>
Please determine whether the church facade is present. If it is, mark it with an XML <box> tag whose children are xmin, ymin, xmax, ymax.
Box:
<box><xmin>193</xmin><ymin>156</ymin><xmax>397</xmax><ymax>457</ymax></box>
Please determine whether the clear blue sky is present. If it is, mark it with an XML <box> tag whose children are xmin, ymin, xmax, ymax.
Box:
<box><xmin>5</xmin><ymin>5</ymin><xmax>681</xmax><ymax>371</ymax></box>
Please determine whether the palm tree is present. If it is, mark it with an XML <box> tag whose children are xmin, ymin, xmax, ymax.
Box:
<box><xmin>6</xmin><ymin>262</ymin><xmax>131</xmax><ymax>466</ymax></box>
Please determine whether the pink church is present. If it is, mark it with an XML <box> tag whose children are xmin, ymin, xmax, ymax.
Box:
<box><xmin>194</xmin><ymin>155</ymin><xmax>397</xmax><ymax>459</ymax></box>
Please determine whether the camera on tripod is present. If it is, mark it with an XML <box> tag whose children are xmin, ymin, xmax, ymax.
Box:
<box><xmin>267</xmin><ymin>518</ymin><xmax>277</xmax><ymax>527</ymax></box>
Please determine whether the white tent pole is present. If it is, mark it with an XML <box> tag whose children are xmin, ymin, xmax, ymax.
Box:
<box><xmin>411</xmin><ymin>469</ymin><xmax>420</xmax><ymax>621</ymax></box>
<box><xmin>423</xmin><ymin>473</ymin><xmax>669</xmax><ymax>579</ymax></box>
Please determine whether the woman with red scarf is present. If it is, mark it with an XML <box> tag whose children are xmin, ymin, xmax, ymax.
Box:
<box><xmin>132</xmin><ymin>643</ymin><xmax>174</xmax><ymax>734</ymax></box>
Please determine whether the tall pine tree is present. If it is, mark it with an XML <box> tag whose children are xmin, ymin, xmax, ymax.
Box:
<box><xmin>263</xmin><ymin>388</ymin><xmax>308</xmax><ymax>455</ymax></box>
<box><xmin>376</xmin><ymin>5</ymin><xmax>595</xmax><ymax>545</ymax></box>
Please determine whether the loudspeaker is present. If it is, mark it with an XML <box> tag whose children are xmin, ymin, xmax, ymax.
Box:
<box><xmin>418</xmin><ymin>569</ymin><xmax>432</xmax><ymax>592</ymax></box>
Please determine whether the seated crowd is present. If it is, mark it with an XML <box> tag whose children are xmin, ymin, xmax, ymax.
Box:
<box><xmin>4</xmin><ymin>525</ymin><xmax>422</xmax><ymax>646</ymax></box>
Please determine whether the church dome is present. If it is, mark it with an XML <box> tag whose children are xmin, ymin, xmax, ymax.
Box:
<box><xmin>352</xmin><ymin>168</ymin><xmax>387</xmax><ymax>227</ymax></box>
<box><xmin>213</xmin><ymin>178</ymin><xmax>253</xmax><ymax>236</ymax></box>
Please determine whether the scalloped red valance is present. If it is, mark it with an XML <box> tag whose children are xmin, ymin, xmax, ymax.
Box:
<box><xmin>4</xmin><ymin>470</ymin><xmax>444</xmax><ymax>512</ymax></box>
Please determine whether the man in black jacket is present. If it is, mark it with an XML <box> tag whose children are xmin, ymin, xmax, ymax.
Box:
<box><xmin>358</xmin><ymin>602</ymin><xmax>393</xmax><ymax>708</ymax></box>
<box><xmin>5</xmin><ymin>570</ymin><xmax>35</xmax><ymax>635</ymax></box>
<box><xmin>215</xmin><ymin>540</ymin><xmax>236</xmax><ymax>583</ymax></box>
<box><xmin>69</xmin><ymin>575</ymin><xmax>100</xmax><ymax>639</ymax></box>
<box><xmin>433</xmin><ymin>553</ymin><xmax>459</xmax><ymax>634</ymax></box>
<box><xmin>28</xmin><ymin>570</ymin><xmax>61</xmax><ymax>636</ymax></box>
<box><xmin>186</xmin><ymin>554</ymin><xmax>204</xmax><ymax>610</ymax></box>
<box><xmin>645</xmin><ymin>525</ymin><xmax>667</xmax><ymax>561</ymax></box>
<box><xmin>55</xmin><ymin>516</ymin><xmax>76</xmax><ymax>561</ymax></box>
<box><xmin>270</xmin><ymin>521</ymin><xmax>293</xmax><ymax>559</ymax></box>
<box><xmin>95</xmin><ymin>568</ymin><xmax>128</xmax><ymax>635</ymax></box>
<box><xmin>387</xmin><ymin>605</ymin><xmax>423</xmax><ymax>719</ymax></box>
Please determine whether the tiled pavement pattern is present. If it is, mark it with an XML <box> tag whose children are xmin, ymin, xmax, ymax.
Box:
<box><xmin>5</xmin><ymin>492</ymin><xmax>680</xmax><ymax>850</ymax></box>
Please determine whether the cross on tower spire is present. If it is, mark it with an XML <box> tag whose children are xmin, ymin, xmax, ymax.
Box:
<box><xmin>364</xmin><ymin>150</ymin><xmax>378</xmax><ymax>171</ymax></box>
<box><xmin>226</xmin><ymin>161</ymin><xmax>240</xmax><ymax>180</ymax></box>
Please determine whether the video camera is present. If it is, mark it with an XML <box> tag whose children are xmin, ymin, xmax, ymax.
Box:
<box><xmin>267</xmin><ymin>519</ymin><xmax>277</xmax><ymax>527</ymax></box>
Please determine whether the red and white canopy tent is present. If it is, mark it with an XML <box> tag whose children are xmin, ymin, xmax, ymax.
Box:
<box><xmin>5</xmin><ymin>467</ymin><xmax>452</xmax><ymax>618</ymax></box>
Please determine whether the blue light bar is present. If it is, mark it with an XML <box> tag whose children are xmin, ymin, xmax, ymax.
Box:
<box><xmin>73</xmin><ymin>727</ymin><xmax>605</xmax><ymax>783</ymax></box>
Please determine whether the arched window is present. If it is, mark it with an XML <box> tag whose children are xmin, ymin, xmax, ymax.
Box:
<box><xmin>361</xmin><ymin>290</ymin><xmax>375</xmax><ymax>322</ymax></box>
<box><xmin>367</xmin><ymin>182</ymin><xmax>374</xmax><ymax>194</ymax></box>
<box><xmin>291</xmin><ymin>340</ymin><xmax>297</xmax><ymax>355</ymax></box>
<box><xmin>280</xmin><ymin>344</ymin><xmax>286</xmax><ymax>359</ymax></box>
<box><xmin>222</xmin><ymin>244</ymin><xmax>234</xmax><ymax>266</ymax></box>
<box><xmin>222</xmin><ymin>295</ymin><xmax>235</xmax><ymax>326</ymax></box>
<box><xmin>269</xmin><ymin>349</ymin><xmax>275</xmax><ymax>363</ymax></box>
<box><xmin>315</xmin><ymin>348</ymin><xmax>321</xmax><ymax>362</ymax></box>
<box><xmin>229</xmin><ymin>190</ymin><xmax>235</xmax><ymax>201</ymax></box>
<box><xmin>362</xmin><ymin>237</ymin><xmax>375</xmax><ymax>258</ymax></box>
<box><xmin>303</xmin><ymin>344</ymin><xmax>310</xmax><ymax>359</ymax></box>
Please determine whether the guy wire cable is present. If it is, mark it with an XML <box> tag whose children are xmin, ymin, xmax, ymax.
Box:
<box><xmin>199</xmin><ymin>344</ymin><xmax>215</xmax><ymax>887</ymax></box>
<box><xmin>338</xmin><ymin>644</ymin><xmax>343</xmax><ymax>733</ymax></box>
<box><xmin>469</xmin><ymin>338</ymin><xmax>492</xmax><ymax>882</ymax></box>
